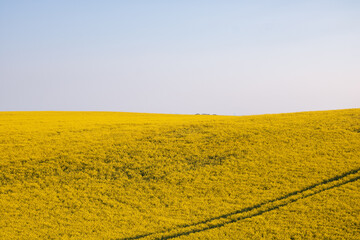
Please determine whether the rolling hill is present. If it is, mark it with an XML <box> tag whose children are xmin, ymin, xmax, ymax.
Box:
<box><xmin>0</xmin><ymin>109</ymin><xmax>359</xmax><ymax>239</ymax></box>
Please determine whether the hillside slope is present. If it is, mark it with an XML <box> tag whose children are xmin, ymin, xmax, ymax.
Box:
<box><xmin>0</xmin><ymin>109</ymin><xmax>359</xmax><ymax>239</ymax></box>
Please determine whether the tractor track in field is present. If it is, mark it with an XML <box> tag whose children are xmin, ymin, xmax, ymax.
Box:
<box><xmin>120</xmin><ymin>167</ymin><xmax>360</xmax><ymax>240</ymax></box>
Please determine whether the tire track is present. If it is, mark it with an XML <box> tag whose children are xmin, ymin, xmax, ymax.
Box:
<box><xmin>121</xmin><ymin>167</ymin><xmax>360</xmax><ymax>240</ymax></box>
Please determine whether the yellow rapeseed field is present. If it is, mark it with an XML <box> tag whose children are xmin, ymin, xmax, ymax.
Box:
<box><xmin>0</xmin><ymin>109</ymin><xmax>359</xmax><ymax>239</ymax></box>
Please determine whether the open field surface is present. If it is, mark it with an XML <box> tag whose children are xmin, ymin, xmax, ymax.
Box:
<box><xmin>0</xmin><ymin>109</ymin><xmax>359</xmax><ymax>239</ymax></box>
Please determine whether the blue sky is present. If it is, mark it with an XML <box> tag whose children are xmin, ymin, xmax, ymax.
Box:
<box><xmin>1</xmin><ymin>0</ymin><xmax>359</xmax><ymax>115</ymax></box>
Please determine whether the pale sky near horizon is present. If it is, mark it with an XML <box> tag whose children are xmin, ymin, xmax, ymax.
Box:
<box><xmin>0</xmin><ymin>1</ymin><xmax>359</xmax><ymax>115</ymax></box>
